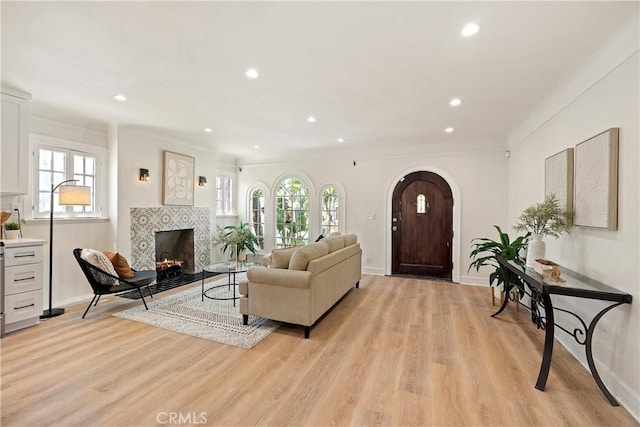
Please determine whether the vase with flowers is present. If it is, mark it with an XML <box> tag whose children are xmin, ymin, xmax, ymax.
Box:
<box><xmin>513</xmin><ymin>193</ymin><xmax>570</xmax><ymax>268</ymax></box>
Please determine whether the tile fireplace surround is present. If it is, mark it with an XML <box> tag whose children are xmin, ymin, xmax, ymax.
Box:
<box><xmin>130</xmin><ymin>207</ymin><xmax>210</xmax><ymax>272</ymax></box>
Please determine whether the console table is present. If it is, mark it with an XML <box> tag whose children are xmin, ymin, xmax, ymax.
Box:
<box><xmin>494</xmin><ymin>255</ymin><xmax>632</xmax><ymax>406</ymax></box>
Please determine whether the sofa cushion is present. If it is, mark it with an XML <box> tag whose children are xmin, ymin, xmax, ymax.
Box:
<box><xmin>270</xmin><ymin>247</ymin><xmax>298</xmax><ymax>269</ymax></box>
<box><xmin>323</xmin><ymin>235</ymin><xmax>345</xmax><ymax>253</ymax></box>
<box><xmin>289</xmin><ymin>241</ymin><xmax>329</xmax><ymax>271</ymax></box>
<box><xmin>343</xmin><ymin>234</ymin><xmax>358</xmax><ymax>246</ymax></box>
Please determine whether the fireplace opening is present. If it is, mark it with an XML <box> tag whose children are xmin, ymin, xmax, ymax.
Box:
<box><xmin>155</xmin><ymin>229</ymin><xmax>195</xmax><ymax>275</ymax></box>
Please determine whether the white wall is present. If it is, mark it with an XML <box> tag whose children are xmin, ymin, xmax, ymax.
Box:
<box><xmin>10</xmin><ymin>121</ymin><xmax>220</xmax><ymax>309</ymax></box>
<box><xmin>236</xmin><ymin>149</ymin><xmax>508</xmax><ymax>282</ymax></box>
<box><xmin>21</xmin><ymin>116</ymin><xmax>114</xmax><ymax>307</ymax></box>
<box><xmin>115</xmin><ymin>126</ymin><xmax>218</xmax><ymax>261</ymax></box>
<box><xmin>507</xmin><ymin>20</ymin><xmax>639</xmax><ymax>418</ymax></box>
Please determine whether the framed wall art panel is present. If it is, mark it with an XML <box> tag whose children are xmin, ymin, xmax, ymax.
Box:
<box><xmin>162</xmin><ymin>151</ymin><xmax>195</xmax><ymax>206</ymax></box>
<box><xmin>573</xmin><ymin>128</ymin><xmax>619</xmax><ymax>230</ymax></box>
<box><xmin>545</xmin><ymin>147</ymin><xmax>574</xmax><ymax>226</ymax></box>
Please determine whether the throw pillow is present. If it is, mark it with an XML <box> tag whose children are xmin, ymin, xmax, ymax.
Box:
<box><xmin>81</xmin><ymin>248</ymin><xmax>119</xmax><ymax>285</ymax></box>
<box><xmin>270</xmin><ymin>247</ymin><xmax>298</xmax><ymax>269</ymax></box>
<box><xmin>102</xmin><ymin>251</ymin><xmax>135</xmax><ymax>278</ymax></box>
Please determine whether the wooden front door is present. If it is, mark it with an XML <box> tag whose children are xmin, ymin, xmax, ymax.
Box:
<box><xmin>392</xmin><ymin>171</ymin><xmax>453</xmax><ymax>279</ymax></box>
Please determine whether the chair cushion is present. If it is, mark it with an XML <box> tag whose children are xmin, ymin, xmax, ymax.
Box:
<box><xmin>102</xmin><ymin>251</ymin><xmax>135</xmax><ymax>278</ymax></box>
<box><xmin>125</xmin><ymin>269</ymin><xmax>157</xmax><ymax>287</ymax></box>
<box><xmin>81</xmin><ymin>248</ymin><xmax>119</xmax><ymax>285</ymax></box>
<box><xmin>270</xmin><ymin>247</ymin><xmax>298</xmax><ymax>269</ymax></box>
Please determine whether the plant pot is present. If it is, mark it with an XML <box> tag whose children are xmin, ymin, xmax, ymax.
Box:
<box><xmin>3</xmin><ymin>229</ymin><xmax>20</xmax><ymax>239</ymax></box>
<box><xmin>526</xmin><ymin>234</ymin><xmax>545</xmax><ymax>268</ymax></box>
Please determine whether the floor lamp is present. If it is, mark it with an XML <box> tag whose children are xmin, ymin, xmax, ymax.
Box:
<box><xmin>41</xmin><ymin>180</ymin><xmax>91</xmax><ymax>319</ymax></box>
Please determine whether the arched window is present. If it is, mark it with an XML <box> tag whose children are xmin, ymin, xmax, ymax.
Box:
<box><xmin>275</xmin><ymin>177</ymin><xmax>309</xmax><ymax>247</ymax></box>
<box><xmin>250</xmin><ymin>189</ymin><xmax>266</xmax><ymax>250</ymax></box>
<box><xmin>321</xmin><ymin>186</ymin><xmax>340</xmax><ymax>236</ymax></box>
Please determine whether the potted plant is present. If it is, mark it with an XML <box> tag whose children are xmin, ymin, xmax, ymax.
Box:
<box><xmin>468</xmin><ymin>225</ymin><xmax>529</xmax><ymax>296</ymax></box>
<box><xmin>3</xmin><ymin>221</ymin><xmax>21</xmax><ymax>239</ymax></box>
<box><xmin>212</xmin><ymin>221</ymin><xmax>259</xmax><ymax>262</ymax></box>
<box><xmin>513</xmin><ymin>193</ymin><xmax>570</xmax><ymax>267</ymax></box>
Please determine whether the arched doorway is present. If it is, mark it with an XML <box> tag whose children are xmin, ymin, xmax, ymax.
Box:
<box><xmin>391</xmin><ymin>171</ymin><xmax>453</xmax><ymax>280</ymax></box>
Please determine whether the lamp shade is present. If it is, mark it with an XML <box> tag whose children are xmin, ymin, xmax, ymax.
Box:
<box><xmin>59</xmin><ymin>185</ymin><xmax>91</xmax><ymax>206</ymax></box>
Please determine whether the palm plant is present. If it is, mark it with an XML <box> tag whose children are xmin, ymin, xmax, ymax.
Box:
<box><xmin>213</xmin><ymin>221</ymin><xmax>259</xmax><ymax>259</ymax></box>
<box><xmin>468</xmin><ymin>225</ymin><xmax>529</xmax><ymax>293</ymax></box>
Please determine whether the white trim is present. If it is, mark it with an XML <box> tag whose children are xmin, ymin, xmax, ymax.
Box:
<box><xmin>385</xmin><ymin>167</ymin><xmax>462</xmax><ymax>283</ymax></box>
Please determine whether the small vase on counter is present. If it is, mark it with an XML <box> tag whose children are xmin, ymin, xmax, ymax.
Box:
<box><xmin>526</xmin><ymin>233</ymin><xmax>545</xmax><ymax>268</ymax></box>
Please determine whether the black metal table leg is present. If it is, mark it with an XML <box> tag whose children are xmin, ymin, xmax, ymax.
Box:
<box><xmin>535</xmin><ymin>292</ymin><xmax>554</xmax><ymax>391</ymax></box>
<box><xmin>585</xmin><ymin>302</ymin><xmax>624</xmax><ymax>406</ymax></box>
<box><xmin>201</xmin><ymin>269</ymin><xmax>205</xmax><ymax>302</ymax></box>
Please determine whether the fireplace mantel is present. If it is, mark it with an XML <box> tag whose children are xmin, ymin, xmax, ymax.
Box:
<box><xmin>130</xmin><ymin>206</ymin><xmax>210</xmax><ymax>272</ymax></box>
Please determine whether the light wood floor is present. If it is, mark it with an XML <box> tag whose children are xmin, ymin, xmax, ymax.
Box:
<box><xmin>1</xmin><ymin>274</ymin><xmax>637</xmax><ymax>427</ymax></box>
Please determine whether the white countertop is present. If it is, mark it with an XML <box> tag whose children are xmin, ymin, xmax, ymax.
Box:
<box><xmin>0</xmin><ymin>238</ymin><xmax>47</xmax><ymax>248</ymax></box>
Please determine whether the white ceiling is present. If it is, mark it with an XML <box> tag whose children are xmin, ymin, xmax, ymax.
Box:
<box><xmin>1</xmin><ymin>1</ymin><xmax>638</xmax><ymax>163</ymax></box>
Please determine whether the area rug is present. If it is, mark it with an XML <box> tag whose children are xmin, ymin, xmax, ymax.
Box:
<box><xmin>118</xmin><ymin>271</ymin><xmax>221</xmax><ymax>300</ymax></box>
<box><xmin>113</xmin><ymin>274</ymin><xmax>281</xmax><ymax>348</ymax></box>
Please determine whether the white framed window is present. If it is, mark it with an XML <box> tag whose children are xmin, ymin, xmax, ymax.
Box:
<box><xmin>216</xmin><ymin>175</ymin><xmax>234</xmax><ymax>215</ymax></box>
<box><xmin>31</xmin><ymin>139</ymin><xmax>104</xmax><ymax>219</ymax></box>
<box><xmin>275</xmin><ymin>177</ymin><xmax>309</xmax><ymax>248</ymax></box>
<box><xmin>320</xmin><ymin>185</ymin><xmax>340</xmax><ymax>236</ymax></box>
<box><xmin>249</xmin><ymin>188</ymin><xmax>266</xmax><ymax>250</ymax></box>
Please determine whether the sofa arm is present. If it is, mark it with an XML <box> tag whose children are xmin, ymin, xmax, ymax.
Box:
<box><xmin>247</xmin><ymin>266</ymin><xmax>313</xmax><ymax>289</ymax></box>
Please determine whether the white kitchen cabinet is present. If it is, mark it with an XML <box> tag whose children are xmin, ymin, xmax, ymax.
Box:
<box><xmin>2</xmin><ymin>239</ymin><xmax>45</xmax><ymax>333</ymax></box>
<box><xmin>1</xmin><ymin>88</ymin><xmax>31</xmax><ymax>195</ymax></box>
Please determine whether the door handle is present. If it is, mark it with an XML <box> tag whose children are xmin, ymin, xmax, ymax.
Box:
<box><xmin>392</xmin><ymin>226</ymin><xmax>397</xmax><ymax>231</ymax></box>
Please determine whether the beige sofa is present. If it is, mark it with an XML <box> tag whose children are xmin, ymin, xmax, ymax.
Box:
<box><xmin>239</xmin><ymin>233</ymin><xmax>362</xmax><ymax>338</ymax></box>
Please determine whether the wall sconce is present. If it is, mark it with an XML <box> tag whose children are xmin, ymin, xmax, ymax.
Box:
<box><xmin>139</xmin><ymin>168</ymin><xmax>150</xmax><ymax>181</ymax></box>
<box><xmin>198</xmin><ymin>176</ymin><xmax>207</xmax><ymax>187</ymax></box>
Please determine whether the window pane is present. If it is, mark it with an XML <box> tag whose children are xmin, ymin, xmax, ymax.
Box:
<box><xmin>85</xmin><ymin>157</ymin><xmax>94</xmax><ymax>175</ymax></box>
<box><xmin>74</xmin><ymin>155</ymin><xmax>84</xmax><ymax>174</ymax></box>
<box><xmin>417</xmin><ymin>194</ymin><xmax>426</xmax><ymax>214</ymax></box>
<box><xmin>53</xmin><ymin>172</ymin><xmax>65</xmax><ymax>186</ymax></box>
<box><xmin>321</xmin><ymin>186</ymin><xmax>340</xmax><ymax>235</ymax></box>
<box><xmin>53</xmin><ymin>151</ymin><xmax>66</xmax><ymax>172</ymax></box>
<box><xmin>276</xmin><ymin>178</ymin><xmax>309</xmax><ymax>247</ymax></box>
<box><xmin>39</xmin><ymin>172</ymin><xmax>51</xmax><ymax>192</ymax></box>
<box><xmin>39</xmin><ymin>150</ymin><xmax>52</xmax><ymax>170</ymax></box>
<box><xmin>39</xmin><ymin>192</ymin><xmax>50</xmax><ymax>212</ymax></box>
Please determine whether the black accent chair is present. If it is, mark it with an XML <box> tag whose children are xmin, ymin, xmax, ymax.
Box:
<box><xmin>73</xmin><ymin>248</ymin><xmax>156</xmax><ymax>318</ymax></box>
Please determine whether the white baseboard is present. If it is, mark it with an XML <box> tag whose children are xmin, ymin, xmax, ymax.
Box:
<box><xmin>362</xmin><ymin>266</ymin><xmax>384</xmax><ymax>276</ymax></box>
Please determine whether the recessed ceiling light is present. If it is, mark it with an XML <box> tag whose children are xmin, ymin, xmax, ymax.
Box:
<box><xmin>307</xmin><ymin>116</ymin><xmax>317</xmax><ymax>123</ymax></box>
<box><xmin>114</xmin><ymin>94</ymin><xmax>127</xmax><ymax>101</ymax></box>
<box><xmin>204</xmin><ymin>128</ymin><xmax>213</xmax><ymax>133</ymax></box>
<box><xmin>449</xmin><ymin>98</ymin><xmax>462</xmax><ymax>107</ymax></box>
<box><xmin>337</xmin><ymin>138</ymin><xmax>345</xmax><ymax>143</ymax></box>
<box><xmin>462</xmin><ymin>22</ymin><xmax>480</xmax><ymax>37</ymax></box>
<box><xmin>253</xmin><ymin>145</ymin><xmax>260</xmax><ymax>150</ymax></box>
<box><xmin>245</xmin><ymin>68</ymin><xmax>259</xmax><ymax>79</ymax></box>
<box><xmin>445</xmin><ymin>127</ymin><xmax>454</xmax><ymax>133</ymax></box>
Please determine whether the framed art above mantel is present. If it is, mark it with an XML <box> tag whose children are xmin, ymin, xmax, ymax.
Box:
<box><xmin>162</xmin><ymin>150</ymin><xmax>195</xmax><ymax>206</ymax></box>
